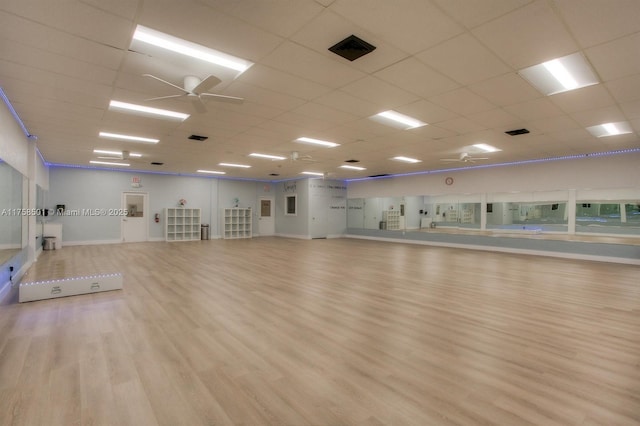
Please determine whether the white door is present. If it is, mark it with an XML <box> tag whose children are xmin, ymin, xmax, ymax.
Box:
<box><xmin>122</xmin><ymin>192</ymin><xmax>148</xmax><ymax>242</ymax></box>
<box><xmin>258</xmin><ymin>197</ymin><xmax>275</xmax><ymax>236</ymax></box>
<box><xmin>310</xmin><ymin>195</ymin><xmax>328</xmax><ymax>239</ymax></box>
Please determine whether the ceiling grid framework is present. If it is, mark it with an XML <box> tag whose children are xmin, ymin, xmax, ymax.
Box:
<box><xmin>0</xmin><ymin>0</ymin><xmax>638</xmax><ymax>179</ymax></box>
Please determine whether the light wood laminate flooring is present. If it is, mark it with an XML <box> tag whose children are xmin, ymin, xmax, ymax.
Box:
<box><xmin>1</xmin><ymin>238</ymin><xmax>639</xmax><ymax>425</ymax></box>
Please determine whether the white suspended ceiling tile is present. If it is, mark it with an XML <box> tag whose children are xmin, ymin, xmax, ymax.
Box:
<box><xmin>619</xmin><ymin>100</ymin><xmax>640</xmax><ymax>119</ymax></box>
<box><xmin>549</xmin><ymin>85</ymin><xmax>615</xmax><ymax>114</ymax></box>
<box><xmin>604</xmin><ymin>74</ymin><xmax>640</xmax><ymax>104</ymax></box>
<box><xmin>239</xmin><ymin>64</ymin><xmax>332</xmax><ymax>101</ymax></box>
<box><xmin>398</xmin><ymin>100</ymin><xmax>459</xmax><ymax>124</ymax></box>
<box><xmin>273</xmin><ymin>111</ymin><xmax>340</xmax><ymax>133</ymax></box>
<box><xmin>290</xmin><ymin>9</ymin><xmax>409</xmax><ymax>74</ymax></box>
<box><xmin>374</xmin><ymin>57</ymin><xmax>460</xmax><ymax>99</ymax></box>
<box><xmin>525</xmin><ymin>115</ymin><xmax>581</xmax><ymax>134</ymax></box>
<box><xmin>79</xmin><ymin>0</ymin><xmax>139</xmax><ymax>20</ymax></box>
<box><xmin>416</xmin><ymin>33</ymin><xmax>511</xmax><ymax>85</ymax></box>
<box><xmin>467</xmin><ymin>108</ymin><xmax>523</xmax><ymax>130</ymax></box>
<box><xmin>504</xmin><ymin>97</ymin><xmax>566</xmax><ymax>121</ymax></box>
<box><xmin>225</xmin><ymin>81</ymin><xmax>306</xmax><ymax>112</ymax></box>
<box><xmin>472</xmin><ymin>0</ymin><xmax>577</xmax><ymax>69</ymax></box>
<box><xmin>553</xmin><ymin>0</ymin><xmax>640</xmax><ymax>48</ymax></box>
<box><xmin>569</xmin><ymin>105</ymin><xmax>628</xmax><ymax>127</ymax></box>
<box><xmin>585</xmin><ymin>33</ymin><xmax>640</xmax><ymax>82</ymax></box>
<box><xmin>433</xmin><ymin>0</ymin><xmax>532</xmax><ymax>29</ymax></box>
<box><xmin>435</xmin><ymin>117</ymin><xmax>488</xmax><ymax>135</ymax></box>
<box><xmin>290</xmin><ymin>102</ymin><xmax>360</xmax><ymax>126</ymax></box>
<box><xmin>340</xmin><ymin>75</ymin><xmax>420</xmax><ymax>108</ymax></box>
<box><xmin>329</xmin><ymin>0</ymin><xmax>463</xmax><ymax>54</ymax></box>
<box><xmin>429</xmin><ymin>88</ymin><xmax>496</xmax><ymax>116</ymax></box>
<box><xmin>314</xmin><ymin>90</ymin><xmax>382</xmax><ymax>117</ymax></box>
<box><xmin>259</xmin><ymin>41</ymin><xmax>366</xmax><ymax>88</ymax></box>
<box><xmin>468</xmin><ymin>72</ymin><xmax>541</xmax><ymax>107</ymax></box>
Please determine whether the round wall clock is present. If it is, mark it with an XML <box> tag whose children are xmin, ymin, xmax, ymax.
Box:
<box><xmin>445</xmin><ymin>177</ymin><xmax>454</xmax><ymax>186</ymax></box>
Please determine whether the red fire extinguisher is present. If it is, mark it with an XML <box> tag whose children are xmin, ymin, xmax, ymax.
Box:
<box><xmin>154</xmin><ymin>213</ymin><xmax>160</xmax><ymax>223</ymax></box>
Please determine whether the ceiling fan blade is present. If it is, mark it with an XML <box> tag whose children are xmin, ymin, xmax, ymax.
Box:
<box><xmin>192</xmin><ymin>75</ymin><xmax>222</xmax><ymax>94</ymax></box>
<box><xmin>191</xmin><ymin>97</ymin><xmax>207</xmax><ymax>114</ymax></box>
<box><xmin>146</xmin><ymin>94</ymin><xmax>185</xmax><ymax>102</ymax></box>
<box><xmin>199</xmin><ymin>93</ymin><xmax>244</xmax><ymax>104</ymax></box>
<box><xmin>440</xmin><ymin>159</ymin><xmax>460</xmax><ymax>162</ymax></box>
<box><xmin>143</xmin><ymin>74</ymin><xmax>188</xmax><ymax>93</ymax></box>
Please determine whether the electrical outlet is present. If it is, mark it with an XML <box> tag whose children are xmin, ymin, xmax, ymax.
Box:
<box><xmin>9</xmin><ymin>266</ymin><xmax>13</xmax><ymax>272</ymax></box>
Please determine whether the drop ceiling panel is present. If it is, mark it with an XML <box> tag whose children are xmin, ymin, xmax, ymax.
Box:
<box><xmin>374</xmin><ymin>58</ymin><xmax>460</xmax><ymax>99</ymax></box>
<box><xmin>429</xmin><ymin>88</ymin><xmax>496</xmax><ymax>116</ymax></box>
<box><xmin>504</xmin><ymin>98</ymin><xmax>566</xmax><ymax>121</ymax></box>
<box><xmin>585</xmin><ymin>33</ymin><xmax>640</xmax><ymax>82</ymax></box>
<box><xmin>569</xmin><ymin>105</ymin><xmax>627</xmax><ymax>127</ymax></box>
<box><xmin>605</xmin><ymin>75</ymin><xmax>640</xmax><ymax>104</ymax></box>
<box><xmin>549</xmin><ymin>85</ymin><xmax>615</xmax><ymax>114</ymax></box>
<box><xmin>433</xmin><ymin>0</ymin><xmax>533</xmax><ymax>29</ymax></box>
<box><xmin>289</xmin><ymin>102</ymin><xmax>360</xmax><ymax>127</ymax></box>
<box><xmin>469</xmin><ymin>73</ymin><xmax>542</xmax><ymax>107</ymax></box>
<box><xmin>340</xmin><ymin>76</ymin><xmax>420</xmax><ymax>108</ymax></box>
<box><xmin>417</xmin><ymin>33</ymin><xmax>511</xmax><ymax>85</ymax></box>
<box><xmin>314</xmin><ymin>90</ymin><xmax>382</xmax><ymax>117</ymax></box>
<box><xmin>472</xmin><ymin>1</ymin><xmax>578</xmax><ymax>69</ymax></box>
<box><xmin>239</xmin><ymin>65</ymin><xmax>332</xmax><ymax>101</ymax></box>
<box><xmin>467</xmin><ymin>108</ymin><xmax>523</xmax><ymax>130</ymax></box>
<box><xmin>436</xmin><ymin>117</ymin><xmax>487</xmax><ymax>135</ymax></box>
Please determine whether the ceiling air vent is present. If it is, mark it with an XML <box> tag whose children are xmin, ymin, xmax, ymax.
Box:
<box><xmin>188</xmin><ymin>134</ymin><xmax>208</xmax><ymax>141</ymax></box>
<box><xmin>269</xmin><ymin>173</ymin><xmax>280</xmax><ymax>177</ymax></box>
<box><xmin>329</xmin><ymin>35</ymin><xmax>376</xmax><ymax>61</ymax></box>
<box><xmin>345</xmin><ymin>159</ymin><xmax>360</xmax><ymax>163</ymax></box>
<box><xmin>505</xmin><ymin>128</ymin><xmax>530</xmax><ymax>136</ymax></box>
<box><xmin>368</xmin><ymin>173</ymin><xmax>391</xmax><ymax>178</ymax></box>
<box><xmin>150</xmin><ymin>162</ymin><xmax>164</xmax><ymax>166</ymax></box>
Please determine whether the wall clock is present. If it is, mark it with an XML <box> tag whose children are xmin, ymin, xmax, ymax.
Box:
<box><xmin>445</xmin><ymin>177</ymin><xmax>454</xmax><ymax>186</ymax></box>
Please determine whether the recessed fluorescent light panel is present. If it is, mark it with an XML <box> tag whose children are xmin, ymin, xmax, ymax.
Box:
<box><xmin>93</xmin><ymin>149</ymin><xmax>142</xmax><ymax>157</ymax></box>
<box><xmin>370</xmin><ymin>110</ymin><xmax>427</xmax><ymax>130</ymax></box>
<box><xmin>586</xmin><ymin>122</ymin><xmax>633</xmax><ymax>138</ymax></box>
<box><xmin>295</xmin><ymin>137</ymin><xmax>340</xmax><ymax>148</ymax></box>
<box><xmin>392</xmin><ymin>156</ymin><xmax>421</xmax><ymax>163</ymax></box>
<box><xmin>109</xmin><ymin>100</ymin><xmax>189</xmax><ymax>121</ymax></box>
<box><xmin>518</xmin><ymin>52</ymin><xmax>598</xmax><ymax>96</ymax></box>
<box><xmin>301</xmin><ymin>171</ymin><xmax>324</xmax><ymax>176</ymax></box>
<box><xmin>249</xmin><ymin>153</ymin><xmax>287</xmax><ymax>160</ymax></box>
<box><xmin>132</xmin><ymin>25</ymin><xmax>253</xmax><ymax>74</ymax></box>
<box><xmin>219</xmin><ymin>163</ymin><xmax>251</xmax><ymax>168</ymax></box>
<box><xmin>90</xmin><ymin>160</ymin><xmax>130</xmax><ymax>167</ymax></box>
<box><xmin>340</xmin><ymin>165</ymin><xmax>366</xmax><ymax>171</ymax></box>
<box><xmin>473</xmin><ymin>144</ymin><xmax>501</xmax><ymax>153</ymax></box>
<box><xmin>99</xmin><ymin>131</ymin><xmax>160</xmax><ymax>144</ymax></box>
<box><xmin>197</xmin><ymin>169</ymin><xmax>226</xmax><ymax>175</ymax></box>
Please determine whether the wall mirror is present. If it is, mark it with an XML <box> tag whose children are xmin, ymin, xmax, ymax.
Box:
<box><xmin>0</xmin><ymin>159</ymin><xmax>25</xmax><ymax>264</ymax></box>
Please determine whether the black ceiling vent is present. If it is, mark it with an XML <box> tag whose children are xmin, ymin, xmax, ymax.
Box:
<box><xmin>345</xmin><ymin>159</ymin><xmax>360</xmax><ymax>163</ymax></box>
<box><xmin>269</xmin><ymin>173</ymin><xmax>280</xmax><ymax>176</ymax></box>
<box><xmin>505</xmin><ymin>128</ymin><xmax>530</xmax><ymax>136</ymax></box>
<box><xmin>188</xmin><ymin>134</ymin><xmax>208</xmax><ymax>141</ymax></box>
<box><xmin>368</xmin><ymin>173</ymin><xmax>391</xmax><ymax>178</ymax></box>
<box><xmin>329</xmin><ymin>35</ymin><xmax>376</xmax><ymax>61</ymax></box>
<box><xmin>150</xmin><ymin>162</ymin><xmax>164</xmax><ymax>166</ymax></box>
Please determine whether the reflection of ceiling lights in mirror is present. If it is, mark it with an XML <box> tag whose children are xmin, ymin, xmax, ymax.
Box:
<box><xmin>340</xmin><ymin>165</ymin><xmax>366</xmax><ymax>170</ymax></box>
<box><xmin>392</xmin><ymin>156</ymin><xmax>421</xmax><ymax>163</ymax></box>
<box><xmin>197</xmin><ymin>169</ymin><xmax>225</xmax><ymax>175</ymax></box>
<box><xmin>132</xmin><ymin>25</ymin><xmax>253</xmax><ymax>73</ymax></box>
<box><xmin>586</xmin><ymin>122</ymin><xmax>633</xmax><ymax>137</ymax></box>
<box><xmin>219</xmin><ymin>163</ymin><xmax>251</xmax><ymax>168</ymax></box>
<box><xmin>518</xmin><ymin>52</ymin><xmax>598</xmax><ymax>95</ymax></box>
<box><xmin>90</xmin><ymin>160</ymin><xmax>130</xmax><ymax>167</ymax></box>
<box><xmin>99</xmin><ymin>131</ymin><xmax>160</xmax><ymax>144</ymax></box>
<box><xmin>370</xmin><ymin>110</ymin><xmax>427</xmax><ymax>129</ymax></box>
<box><xmin>93</xmin><ymin>149</ymin><xmax>142</xmax><ymax>157</ymax></box>
<box><xmin>249</xmin><ymin>153</ymin><xmax>287</xmax><ymax>160</ymax></box>
<box><xmin>301</xmin><ymin>171</ymin><xmax>324</xmax><ymax>176</ymax></box>
<box><xmin>473</xmin><ymin>144</ymin><xmax>501</xmax><ymax>153</ymax></box>
<box><xmin>109</xmin><ymin>100</ymin><xmax>189</xmax><ymax>121</ymax></box>
<box><xmin>295</xmin><ymin>137</ymin><xmax>340</xmax><ymax>148</ymax></box>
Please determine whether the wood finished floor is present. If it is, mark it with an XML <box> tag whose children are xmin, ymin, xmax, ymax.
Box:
<box><xmin>1</xmin><ymin>238</ymin><xmax>639</xmax><ymax>426</ymax></box>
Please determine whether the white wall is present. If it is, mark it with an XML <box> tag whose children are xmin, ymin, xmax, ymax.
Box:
<box><xmin>347</xmin><ymin>154</ymin><xmax>640</xmax><ymax>199</ymax></box>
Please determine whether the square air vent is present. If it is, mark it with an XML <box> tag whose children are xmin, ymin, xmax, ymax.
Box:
<box><xmin>505</xmin><ymin>128</ymin><xmax>530</xmax><ymax>136</ymax></box>
<box><xmin>329</xmin><ymin>35</ymin><xmax>376</xmax><ymax>61</ymax></box>
<box><xmin>345</xmin><ymin>159</ymin><xmax>360</xmax><ymax>163</ymax></box>
<box><xmin>188</xmin><ymin>134</ymin><xmax>208</xmax><ymax>141</ymax></box>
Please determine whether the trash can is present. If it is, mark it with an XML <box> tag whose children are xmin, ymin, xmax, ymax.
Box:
<box><xmin>201</xmin><ymin>224</ymin><xmax>210</xmax><ymax>240</ymax></box>
<box><xmin>379</xmin><ymin>221</ymin><xmax>387</xmax><ymax>230</ymax></box>
<box><xmin>43</xmin><ymin>236</ymin><xmax>57</xmax><ymax>250</ymax></box>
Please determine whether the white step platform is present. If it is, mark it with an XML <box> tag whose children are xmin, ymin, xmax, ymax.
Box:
<box><xmin>19</xmin><ymin>273</ymin><xmax>123</xmax><ymax>303</ymax></box>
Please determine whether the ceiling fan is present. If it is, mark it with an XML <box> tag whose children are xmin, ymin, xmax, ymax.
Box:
<box><xmin>143</xmin><ymin>74</ymin><xmax>244</xmax><ymax>113</ymax></box>
<box><xmin>440</xmin><ymin>152</ymin><xmax>489</xmax><ymax>163</ymax></box>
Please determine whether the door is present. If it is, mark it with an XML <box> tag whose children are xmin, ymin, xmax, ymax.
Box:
<box><xmin>122</xmin><ymin>192</ymin><xmax>148</xmax><ymax>242</ymax></box>
<box><xmin>258</xmin><ymin>197</ymin><xmax>275</xmax><ymax>236</ymax></box>
<box><xmin>310</xmin><ymin>194</ymin><xmax>328</xmax><ymax>239</ymax></box>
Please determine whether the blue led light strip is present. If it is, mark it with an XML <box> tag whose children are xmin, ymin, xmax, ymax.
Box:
<box><xmin>0</xmin><ymin>87</ymin><xmax>37</xmax><ymax>140</ymax></box>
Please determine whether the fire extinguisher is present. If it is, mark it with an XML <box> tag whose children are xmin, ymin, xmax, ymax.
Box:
<box><xmin>154</xmin><ymin>213</ymin><xmax>160</xmax><ymax>223</ymax></box>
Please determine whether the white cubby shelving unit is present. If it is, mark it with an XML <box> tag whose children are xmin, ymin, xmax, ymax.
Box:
<box><xmin>383</xmin><ymin>210</ymin><xmax>401</xmax><ymax>230</ymax></box>
<box><xmin>165</xmin><ymin>207</ymin><xmax>201</xmax><ymax>241</ymax></box>
<box><xmin>223</xmin><ymin>207</ymin><xmax>252</xmax><ymax>239</ymax></box>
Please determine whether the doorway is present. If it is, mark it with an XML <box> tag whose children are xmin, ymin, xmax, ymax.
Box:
<box><xmin>258</xmin><ymin>197</ymin><xmax>275</xmax><ymax>236</ymax></box>
<box><xmin>122</xmin><ymin>192</ymin><xmax>148</xmax><ymax>242</ymax></box>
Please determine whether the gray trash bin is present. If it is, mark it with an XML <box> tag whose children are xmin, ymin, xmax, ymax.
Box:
<box><xmin>43</xmin><ymin>236</ymin><xmax>57</xmax><ymax>250</ymax></box>
<box><xmin>201</xmin><ymin>224</ymin><xmax>210</xmax><ymax>240</ymax></box>
<box><xmin>379</xmin><ymin>221</ymin><xmax>387</xmax><ymax>230</ymax></box>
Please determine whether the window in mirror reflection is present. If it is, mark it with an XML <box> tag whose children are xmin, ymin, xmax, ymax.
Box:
<box><xmin>576</xmin><ymin>202</ymin><xmax>640</xmax><ymax>235</ymax></box>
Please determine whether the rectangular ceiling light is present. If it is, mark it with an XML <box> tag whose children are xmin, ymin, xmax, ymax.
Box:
<box><xmin>99</xmin><ymin>131</ymin><xmax>160</xmax><ymax>144</ymax></box>
<box><xmin>392</xmin><ymin>156</ymin><xmax>421</xmax><ymax>163</ymax></box>
<box><xmin>473</xmin><ymin>143</ymin><xmax>501</xmax><ymax>153</ymax></box>
<box><xmin>109</xmin><ymin>100</ymin><xmax>189</xmax><ymax>121</ymax></box>
<box><xmin>219</xmin><ymin>162</ymin><xmax>251</xmax><ymax>168</ymax></box>
<box><xmin>197</xmin><ymin>169</ymin><xmax>226</xmax><ymax>175</ymax></box>
<box><xmin>340</xmin><ymin>165</ymin><xmax>366</xmax><ymax>171</ymax></box>
<box><xmin>249</xmin><ymin>153</ymin><xmax>287</xmax><ymax>160</ymax></box>
<box><xmin>370</xmin><ymin>110</ymin><xmax>427</xmax><ymax>130</ymax></box>
<box><xmin>586</xmin><ymin>122</ymin><xmax>633</xmax><ymax>137</ymax></box>
<box><xmin>301</xmin><ymin>171</ymin><xmax>324</xmax><ymax>176</ymax></box>
<box><xmin>518</xmin><ymin>52</ymin><xmax>598</xmax><ymax>96</ymax></box>
<box><xmin>133</xmin><ymin>25</ymin><xmax>253</xmax><ymax>74</ymax></box>
<box><xmin>90</xmin><ymin>160</ymin><xmax>130</xmax><ymax>167</ymax></box>
<box><xmin>295</xmin><ymin>137</ymin><xmax>340</xmax><ymax>148</ymax></box>
<box><xmin>93</xmin><ymin>149</ymin><xmax>142</xmax><ymax>157</ymax></box>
